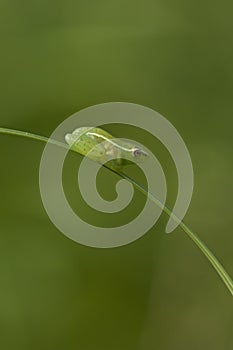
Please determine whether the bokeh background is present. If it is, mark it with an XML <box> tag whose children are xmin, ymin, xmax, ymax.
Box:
<box><xmin>0</xmin><ymin>1</ymin><xmax>233</xmax><ymax>349</ymax></box>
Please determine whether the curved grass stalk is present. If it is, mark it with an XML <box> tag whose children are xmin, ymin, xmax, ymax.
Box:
<box><xmin>0</xmin><ymin>126</ymin><xmax>233</xmax><ymax>296</ymax></box>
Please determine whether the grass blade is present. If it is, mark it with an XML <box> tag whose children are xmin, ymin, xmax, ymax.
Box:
<box><xmin>0</xmin><ymin>127</ymin><xmax>232</xmax><ymax>296</ymax></box>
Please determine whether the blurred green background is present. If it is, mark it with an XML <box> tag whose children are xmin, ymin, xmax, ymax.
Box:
<box><xmin>0</xmin><ymin>1</ymin><xmax>233</xmax><ymax>349</ymax></box>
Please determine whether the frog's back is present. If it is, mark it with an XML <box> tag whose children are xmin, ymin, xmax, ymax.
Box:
<box><xmin>65</xmin><ymin>127</ymin><xmax>114</xmax><ymax>160</ymax></box>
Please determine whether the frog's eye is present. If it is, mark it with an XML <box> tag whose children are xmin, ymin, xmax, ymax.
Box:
<box><xmin>133</xmin><ymin>148</ymin><xmax>148</xmax><ymax>158</ymax></box>
<box><xmin>133</xmin><ymin>149</ymin><xmax>142</xmax><ymax>157</ymax></box>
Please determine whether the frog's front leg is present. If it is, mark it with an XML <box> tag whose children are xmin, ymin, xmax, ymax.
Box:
<box><xmin>102</xmin><ymin>143</ymin><xmax>123</xmax><ymax>169</ymax></box>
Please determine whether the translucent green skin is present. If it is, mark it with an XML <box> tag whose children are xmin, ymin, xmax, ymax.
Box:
<box><xmin>65</xmin><ymin>127</ymin><xmax>148</xmax><ymax>169</ymax></box>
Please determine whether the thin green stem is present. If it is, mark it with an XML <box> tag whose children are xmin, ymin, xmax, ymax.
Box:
<box><xmin>0</xmin><ymin>127</ymin><xmax>68</xmax><ymax>149</ymax></box>
<box><xmin>0</xmin><ymin>126</ymin><xmax>232</xmax><ymax>296</ymax></box>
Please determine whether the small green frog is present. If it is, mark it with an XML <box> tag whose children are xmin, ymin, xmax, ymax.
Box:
<box><xmin>65</xmin><ymin>127</ymin><xmax>148</xmax><ymax>169</ymax></box>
